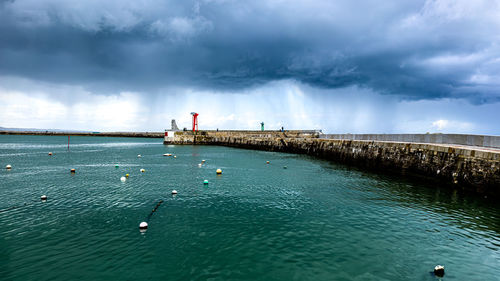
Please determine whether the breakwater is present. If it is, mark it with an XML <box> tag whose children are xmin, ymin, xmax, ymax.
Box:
<box><xmin>165</xmin><ymin>131</ymin><xmax>500</xmax><ymax>197</ymax></box>
<box><xmin>321</xmin><ymin>133</ymin><xmax>500</xmax><ymax>149</ymax></box>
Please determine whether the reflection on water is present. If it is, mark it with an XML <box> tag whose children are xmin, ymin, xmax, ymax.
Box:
<box><xmin>0</xmin><ymin>135</ymin><xmax>499</xmax><ymax>281</ymax></box>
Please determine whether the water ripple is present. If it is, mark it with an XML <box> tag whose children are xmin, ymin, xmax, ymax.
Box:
<box><xmin>0</xmin><ymin>136</ymin><xmax>499</xmax><ymax>280</ymax></box>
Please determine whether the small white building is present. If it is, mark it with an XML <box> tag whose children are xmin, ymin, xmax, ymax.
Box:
<box><xmin>164</xmin><ymin>130</ymin><xmax>175</xmax><ymax>142</ymax></box>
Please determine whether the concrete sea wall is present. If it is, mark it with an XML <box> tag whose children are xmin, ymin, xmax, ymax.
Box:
<box><xmin>321</xmin><ymin>133</ymin><xmax>500</xmax><ymax>149</ymax></box>
<box><xmin>166</xmin><ymin>131</ymin><xmax>500</xmax><ymax>197</ymax></box>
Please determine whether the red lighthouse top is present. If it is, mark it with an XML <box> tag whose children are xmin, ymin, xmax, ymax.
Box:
<box><xmin>191</xmin><ymin>112</ymin><xmax>199</xmax><ymax>132</ymax></box>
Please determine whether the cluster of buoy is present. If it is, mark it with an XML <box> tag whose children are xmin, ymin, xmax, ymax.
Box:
<box><xmin>40</xmin><ymin>150</ymin><xmax>287</xmax><ymax>236</ymax></box>
<box><xmin>121</xmin><ymin>173</ymin><xmax>131</xmax><ymax>182</ymax></box>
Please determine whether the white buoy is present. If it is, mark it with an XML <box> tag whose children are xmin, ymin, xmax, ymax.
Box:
<box><xmin>139</xmin><ymin>222</ymin><xmax>148</xmax><ymax>229</ymax></box>
<box><xmin>198</xmin><ymin>163</ymin><xmax>202</xmax><ymax>167</ymax></box>
<box><xmin>201</xmin><ymin>159</ymin><xmax>206</xmax><ymax>163</ymax></box>
<box><xmin>48</xmin><ymin>152</ymin><xmax>53</xmax><ymax>156</ymax></box>
<box><xmin>140</xmin><ymin>168</ymin><xmax>145</xmax><ymax>173</ymax></box>
<box><xmin>172</xmin><ymin>190</ymin><xmax>178</xmax><ymax>195</ymax></box>
<box><xmin>216</xmin><ymin>169</ymin><xmax>222</xmax><ymax>175</ymax></box>
<box><xmin>137</xmin><ymin>154</ymin><xmax>142</xmax><ymax>158</ymax></box>
<box><xmin>434</xmin><ymin>265</ymin><xmax>445</xmax><ymax>277</ymax></box>
<box><xmin>5</xmin><ymin>164</ymin><xmax>12</xmax><ymax>169</ymax></box>
<box><xmin>120</xmin><ymin>176</ymin><xmax>126</xmax><ymax>182</ymax></box>
<box><xmin>174</xmin><ymin>156</ymin><xmax>177</xmax><ymax>158</ymax></box>
<box><xmin>41</xmin><ymin>195</ymin><xmax>47</xmax><ymax>200</ymax></box>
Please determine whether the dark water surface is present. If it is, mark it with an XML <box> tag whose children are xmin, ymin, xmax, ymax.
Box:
<box><xmin>0</xmin><ymin>135</ymin><xmax>499</xmax><ymax>280</ymax></box>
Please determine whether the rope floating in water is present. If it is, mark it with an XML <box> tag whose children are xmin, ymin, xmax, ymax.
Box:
<box><xmin>142</xmin><ymin>200</ymin><xmax>165</xmax><ymax>230</ymax></box>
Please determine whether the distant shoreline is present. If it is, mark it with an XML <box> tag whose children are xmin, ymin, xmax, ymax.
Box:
<box><xmin>0</xmin><ymin>131</ymin><xmax>164</xmax><ymax>138</ymax></box>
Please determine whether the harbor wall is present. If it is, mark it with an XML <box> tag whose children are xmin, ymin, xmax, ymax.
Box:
<box><xmin>321</xmin><ymin>133</ymin><xmax>500</xmax><ymax>149</ymax></box>
<box><xmin>166</xmin><ymin>131</ymin><xmax>500</xmax><ymax>197</ymax></box>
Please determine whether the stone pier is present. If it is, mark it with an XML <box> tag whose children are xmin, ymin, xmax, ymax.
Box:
<box><xmin>165</xmin><ymin>131</ymin><xmax>500</xmax><ymax>197</ymax></box>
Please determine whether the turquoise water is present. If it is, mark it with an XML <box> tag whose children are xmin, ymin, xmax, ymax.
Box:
<box><xmin>0</xmin><ymin>135</ymin><xmax>499</xmax><ymax>280</ymax></box>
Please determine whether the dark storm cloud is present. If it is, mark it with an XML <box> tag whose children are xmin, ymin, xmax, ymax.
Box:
<box><xmin>0</xmin><ymin>0</ymin><xmax>499</xmax><ymax>102</ymax></box>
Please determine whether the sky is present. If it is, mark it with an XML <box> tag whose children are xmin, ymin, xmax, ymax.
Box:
<box><xmin>0</xmin><ymin>0</ymin><xmax>499</xmax><ymax>134</ymax></box>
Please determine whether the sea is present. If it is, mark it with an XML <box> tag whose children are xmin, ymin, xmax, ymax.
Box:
<box><xmin>0</xmin><ymin>135</ymin><xmax>499</xmax><ymax>280</ymax></box>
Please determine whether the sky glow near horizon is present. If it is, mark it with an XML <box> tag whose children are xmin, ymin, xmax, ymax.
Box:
<box><xmin>1</xmin><ymin>0</ymin><xmax>499</xmax><ymax>134</ymax></box>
